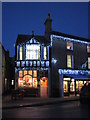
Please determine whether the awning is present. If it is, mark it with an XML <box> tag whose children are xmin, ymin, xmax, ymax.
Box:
<box><xmin>64</xmin><ymin>74</ymin><xmax>90</xmax><ymax>80</ymax></box>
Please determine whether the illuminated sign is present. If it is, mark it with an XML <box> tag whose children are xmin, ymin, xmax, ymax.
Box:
<box><xmin>58</xmin><ymin>69</ymin><xmax>90</xmax><ymax>75</ymax></box>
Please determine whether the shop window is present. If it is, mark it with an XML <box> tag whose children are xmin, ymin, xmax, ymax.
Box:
<box><xmin>67</xmin><ymin>55</ymin><xmax>73</xmax><ymax>68</ymax></box>
<box><xmin>26</xmin><ymin>44</ymin><xmax>40</xmax><ymax>60</ymax></box>
<box><xmin>33</xmin><ymin>70</ymin><xmax>37</xmax><ymax>77</ymax></box>
<box><xmin>70</xmin><ymin>79</ymin><xmax>75</xmax><ymax>92</ymax></box>
<box><xmin>19</xmin><ymin>70</ymin><xmax>23</xmax><ymax>77</ymax></box>
<box><xmin>63</xmin><ymin>81</ymin><xmax>68</xmax><ymax>93</ymax></box>
<box><xmin>23</xmin><ymin>75</ymin><xmax>32</xmax><ymax>87</ymax></box>
<box><xmin>33</xmin><ymin>78</ymin><xmax>37</xmax><ymax>88</ymax></box>
<box><xmin>67</xmin><ymin>41</ymin><xmax>73</xmax><ymax>50</ymax></box>
<box><xmin>87</xmin><ymin>45</ymin><xmax>90</xmax><ymax>53</ymax></box>
<box><xmin>28</xmin><ymin>70</ymin><xmax>32</xmax><ymax>75</ymax></box>
<box><xmin>24</xmin><ymin>70</ymin><xmax>27</xmax><ymax>75</ymax></box>
<box><xmin>88</xmin><ymin>57</ymin><xmax>90</xmax><ymax>69</ymax></box>
<box><xmin>19</xmin><ymin>46</ymin><xmax>22</xmax><ymax>60</ymax></box>
<box><xmin>43</xmin><ymin>47</ymin><xmax>47</xmax><ymax>60</ymax></box>
<box><xmin>18</xmin><ymin>78</ymin><xmax>23</xmax><ymax>87</ymax></box>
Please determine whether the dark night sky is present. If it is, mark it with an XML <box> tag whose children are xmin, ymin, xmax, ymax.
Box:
<box><xmin>2</xmin><ymin>2</ymin><xmax>88</xmax><ymax>57</ymax></box>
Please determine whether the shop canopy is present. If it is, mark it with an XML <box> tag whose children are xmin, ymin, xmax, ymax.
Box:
<box><xmin>65</xmin><ymin>74</ymin><xmax>90</xmax><ymax>80</ymax></box>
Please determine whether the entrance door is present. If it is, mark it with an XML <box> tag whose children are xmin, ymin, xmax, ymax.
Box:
<box><xmin>40</xmin><ymin>77</ymin><xmax>48</xmax><ymax>97</ymax></box>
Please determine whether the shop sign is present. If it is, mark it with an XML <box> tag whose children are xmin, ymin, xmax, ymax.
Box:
<box><xmin>59</xmin><ymin>69</ymin><xmax>89</xmax><ymax>75</ymax></box>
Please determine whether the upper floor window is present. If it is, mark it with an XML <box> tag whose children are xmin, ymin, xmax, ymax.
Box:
<box><xmin>20</xmin><ymin>46</ymin><xmax>22</xmax><ymax>60</ymax></box>
<box><xmin>67</xmin><ymin>41</ymin><xmax>73</xmax><ymax>50</ymax></box>
<box><xmin>87</xmin><ymin>45</ymin><xmax>90</xmax><ymax>53</ymax></box>
<box><xmin>26</xmin><ymin>44</ymin><xmax>40</xmax><ymax>60</ymax></box>
<box><xmin>67</xmin><ymin>55</ymin><xmax>73</xmax><ymax>68</ymax></box>
<box><xmin>43</xmin><ymin>47</ymin><xmax>47</xmax><ymax>60</ymax></box>
<box><xmin>88</xmin><ymin>57</ymin><xmax>90</xmax><ymax>69</ymax></box>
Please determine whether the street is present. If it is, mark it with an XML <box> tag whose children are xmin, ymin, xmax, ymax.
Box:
<box><xmin>2</xmin><ymin>101</ymin><xmax>90</xmax><ymax>118</ymax></box>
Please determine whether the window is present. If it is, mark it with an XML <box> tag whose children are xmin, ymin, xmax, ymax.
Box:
<box><xmin>67</xmin><ymin>55</ymin><xmax>73</xmax><ymax>68</ymax></box>
<box><xmin>87</xmin><ymin>45</ymin><xmax>90</xmax><ymax>53</ymax></box>
<box><xmin>43</xmin><ymin>47</ymin><xmax>47</xmax><ymax>60</ymax></box>
<box><xmin>20</xmin><ymin>46</ymin><xmax>22</xmax><ymax>60</ymax></box>
<box><xmin>18</xmin><ymin>70</ymin><xmax>37</xmax><ymax>88</ymax></box>
<box><xmin>19</xmin><ymin>70</ymin><xmax>23</xmax><ymax>77</ymax></box>
<box><xmin>26</xmin><ymin>44</ymin><xmax>40</xmax><ymax>60</ymax></box>
<box><xmin>88</xmin><ymin>57</ymin><xmax>90</xmax><ymax>69</ymax></box>
<box><xmin>67</xmin><ymin>41</ymin><xmax>73</xmax><ymax>50</ymax></box>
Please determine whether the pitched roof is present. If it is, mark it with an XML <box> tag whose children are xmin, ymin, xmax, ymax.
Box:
<box><xmin>16</xmin><ymin>34</ymin><xmax>50</xmax><ymax>46</ymax></box>
<box><xmin>51</xmin><ymin>31</ymin><xmax>90</xmax><ymax>43</ymax></box>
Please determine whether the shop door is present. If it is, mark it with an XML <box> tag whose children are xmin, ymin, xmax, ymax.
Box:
<box><xmin>40</xmin><ymin>77</ymin><xmax>48</xmax><ymax>97</ymax></box>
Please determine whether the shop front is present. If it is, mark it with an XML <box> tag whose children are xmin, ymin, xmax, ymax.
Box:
<box><xmin>59</xmin><ymin>69</ymin><xmax>90</xmax><ymax>97</ymax></box>
<box><xmin>15</xmin><ymin>69</ymin><xmax>49</xmax><ymax>97</ymax></box>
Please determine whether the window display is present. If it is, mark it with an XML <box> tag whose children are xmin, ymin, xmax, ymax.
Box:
<box><xmin>18</xmin><ymin>70</ymin><xmax>37</xmax><ymax>88</ymax></box>
<box><xmin>63</xmin><ymin>81</ymin><xmax>68</xmax><ymax>93</ymax></box>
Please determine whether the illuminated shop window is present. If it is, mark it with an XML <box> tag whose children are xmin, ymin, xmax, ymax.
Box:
<box><xmin>19</xmin><ymin>46</ymin><xmax>22</xmax><ymax>60</ymax></box>
<box><xmin>70</xmin><ymin>79</ymin><xmax>75</xmax><ymax>92</ymax></box>
<box><xmin>43</xmin><ymin>47</ymin><xmax>47</xmax><ymax>60</ymax></box>
<box><xmin>88</xmin><ymin>57</ymin><xmax>90</xmax><ymax>69</ymax></box>
<box><xmin>63</xmin><ymin>81</ymin><xmax>68</xmax><ymax>93</ymax></box>
<box><xmin>33</xmin><ymin>78</ymin><xmax>37</xmax><ymax>88</ymax></box>
<box><xmin>87</xmin><ymin>45</ymin><xmax>90</xmax><ymax>53</ymax></box>
<box><xmin>67</xmin><ymin>41</ymin><xmax>73</xmax><ymax>50</ymax></box>
<box><xmin>18</xmin><ymin>78</ymin><xmax>23</xmax><ymax>87</ymax></box>
<box><xmin>23</xmin><ymin>75</ymin><xmax>32</xmax><ymax>87</ymax></box>
<box><xmin>28</xmin><ymin>70</ymin><xmax>32</xmax><ymax>75</ymax></box>
<box><xmin>33</xmin><ymin>70</ymin><xmax>37</xmax><ymax>77</ymax></box>
<box><xmin>19</xmin><ymin>70</ymin><xmax>23</xmax><ymax>77</ymax></box>
<box><xmin>24</xmin><ymin>70</ymin><xmax>27</xmax><ymax>75</ymax></box>
<box><xmin>26</xmin><ymin>44</ymin><xmax>40</xmax><ymax>60</ymax></box>
<box><xmin>18</xmin><ymin>70</ymin><xmax>37</xmax><ymax>88</ymax></box>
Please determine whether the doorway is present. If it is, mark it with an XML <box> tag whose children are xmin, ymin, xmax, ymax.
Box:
<box><xmin>40</xmin><ymin>77</ymin><xmax>48</xmax><ymax>97</ymax></box>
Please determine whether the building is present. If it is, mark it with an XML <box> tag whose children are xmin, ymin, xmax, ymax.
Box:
<box><xmin>0</xmin><ymin>42</ymin><xmax>15</xmax><ymax>95</ymax></box>
<box><xmin>15</xmin><ymin>13</ymin><xmax>90</xmax><ymax>97</ymax></box>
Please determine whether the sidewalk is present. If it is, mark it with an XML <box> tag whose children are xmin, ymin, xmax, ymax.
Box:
<box><xmin>2</xmin><ymin>94</ymin><xmax>80</xmax><ymax>109</ymax></box>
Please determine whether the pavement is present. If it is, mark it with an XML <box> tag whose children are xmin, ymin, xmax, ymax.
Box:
<box><xmin>2</xmin><ymin>94</ymin><xmax>80</xmax><ymax>109</ymax></box>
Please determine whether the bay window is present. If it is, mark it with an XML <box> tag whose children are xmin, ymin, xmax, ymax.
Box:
<box><xmin>26</xmin><ymin>44</ymin><xmax>40</xmax><ymax>60</ymax></box>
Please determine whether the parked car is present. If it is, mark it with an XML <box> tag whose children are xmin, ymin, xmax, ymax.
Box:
<box><xmin>80</xmin><ymin>83</ymin><xmax>90</xmax><ymax>104</ymax></box>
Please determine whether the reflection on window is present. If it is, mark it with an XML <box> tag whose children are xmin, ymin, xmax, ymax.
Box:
<box><xmin>88</xmin><ymin>57</ymin><xmax>90</xmax><ymax>69</ymax></box>
<box><xmin>43</xmin><ymin>47</ymin><xmax>47</xmax><ymax>60</ymax></box>
<box><xmin>26</xmin><ymin>44</ymin><xmax>40</xmax><ymax>60</ymax></box>
<box><xmin>87</xmin><ymin>45</ymin><xmax>90</xmax><ymax>53</ymax></box>
<box><xmin>67</xmin><ymin>55</ymin><xmax>71</xmax><ymax>68</ymax></box>
<box><xmin>67</xmin><ymin>41</ymin><xmax>73</xmax><ymax>50</ymax></box>
<box><xmin>20</xmin><ymin>46</ymin><xmax>22</xmax><ymax>60</ymax></box>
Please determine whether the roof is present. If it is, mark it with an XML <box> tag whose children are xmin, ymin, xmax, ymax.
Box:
<box><xmin>16</xmin><ymin>34</ymin><xmax>50</xmax><ymax>46</ymax></box>
<box><xmin>51</xmin><ymin>31</ymin><xmax>90</xmax><ymax>43</ymax></box>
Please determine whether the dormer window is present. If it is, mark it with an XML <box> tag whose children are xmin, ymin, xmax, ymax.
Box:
<box><xmin>67</xmin><ymin>41</ymin><xmax>73</xmax><ymax>50</ymax></box>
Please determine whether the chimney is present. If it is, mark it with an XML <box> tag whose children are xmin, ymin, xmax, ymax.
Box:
<box><xmin>44</xmin><ymin>13</ymin><xmax>52</xmax><ymax>40</ymax></box>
